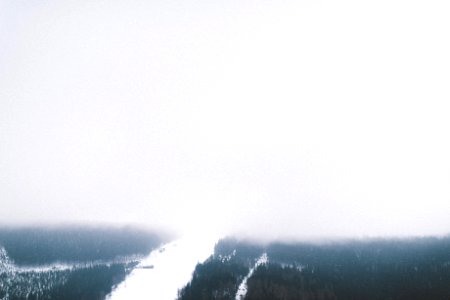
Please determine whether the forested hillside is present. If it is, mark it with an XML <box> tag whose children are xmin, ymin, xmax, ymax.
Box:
<box><xmin>179</xmin><ymin>236</ymin><xmax>450</xmax><ymax>300</ymax></box>
<box><xmin>0</xmin><ymin>225</ymin><xmax>164</xmax><ymax>299</ymax></box>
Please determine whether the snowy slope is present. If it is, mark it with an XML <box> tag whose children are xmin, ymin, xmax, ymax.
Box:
<box><xmin>107</xmin><ymin>234</ymin><xmax>217</xmax><ymax>300</ymax></box>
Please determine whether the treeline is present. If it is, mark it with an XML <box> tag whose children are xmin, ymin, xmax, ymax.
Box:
<box><xmin>0</xmin><ymin>224</ymin><xmax>164</xmax><ymax>299</ymax></box>
<box><xmin>179</xmin><ymin>236</ymin><xmax>450</xmax><ymax>300</ymax></box>
<box><xmin>0</xmin><ymin>262</ymin><xmax>136</xmax><ymax>300</ymax></box>
<box><xmin>47</xmin><ymin>262</ymin><xmax>136</xmax><ymax>300</ymax></box>
<box><xmin>177</xmin><ymin>257</ymin><xmax>248</xmax><ymax>300</ymax></box>
<box><xmin>264</xmin><ymin>237</ymin><xmax>450</xmax><ymax>300</ymax></box>
<box><xmin>246</xmin><ymin>263</ymin><xmax>337</xmax><ymax>300</ymax></box>
<box><xmin>178</xmin><ymin>239</ymin><xmax>264</xmax><ymax>300</ymax></box>
<box><xmin>0</xmin><ymin>225</ymin><xmax>163</xmax><ymax>265</ymax></box>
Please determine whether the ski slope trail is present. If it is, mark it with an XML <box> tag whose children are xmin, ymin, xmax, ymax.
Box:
<box><xmin>107</xmin><ymin>234</ymin><xmax>217</xmax><ymax>300</ymax></box>
<box><xmin>235</xmin><ymin>253</ymin><xmax>268</xmax><ymax>300</ymax></box>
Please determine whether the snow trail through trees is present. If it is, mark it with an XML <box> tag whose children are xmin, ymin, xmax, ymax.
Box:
<box><xmin>235</xmin><ymin>253</ymin><xmax>268</xmax><ymax>300</ymax></box>
<box><xmin>107</xmin><ymin>234</ymin><xmax>216</xmax><ymax>300</ymax></box>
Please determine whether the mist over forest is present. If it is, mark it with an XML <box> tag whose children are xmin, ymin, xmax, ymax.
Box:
<box><xmin>1</xmin><ymin>0</ymin><xmax>450</xmax><ymax>299</ymax></box>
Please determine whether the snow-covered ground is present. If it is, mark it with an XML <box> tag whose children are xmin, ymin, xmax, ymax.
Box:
<box><xmin>235</xmin><ymin>253</ymin><xmax>268</xmax><ymax>300</ymax></box>
<box><xmin>107</xmin><ymin>234</ymin><xmax>217</xmax><ymax>300</ymax></box>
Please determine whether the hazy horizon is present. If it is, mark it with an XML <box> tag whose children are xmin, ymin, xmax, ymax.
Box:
<box><xmin>1</xmin><ymin>0</ymin><xmax>449</xmax><ymax>241</ymax></box>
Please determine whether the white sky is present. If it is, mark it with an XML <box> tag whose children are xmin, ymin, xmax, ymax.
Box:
<box><xmin>1</xmin><ymin>0</ymin><xmax>449</xmax><ymax>240</ymax></box>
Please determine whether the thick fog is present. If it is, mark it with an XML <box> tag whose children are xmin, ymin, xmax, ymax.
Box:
<box><xmin>1</xmin><ymin>0</ymin><xmax>449</xmax><ymax>240</ymax></box>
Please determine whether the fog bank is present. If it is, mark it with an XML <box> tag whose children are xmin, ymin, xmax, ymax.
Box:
<box><xmin>1</xmin><ymin>0</ymin><xmax>449</xmax><ymax>240</ymax></box>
